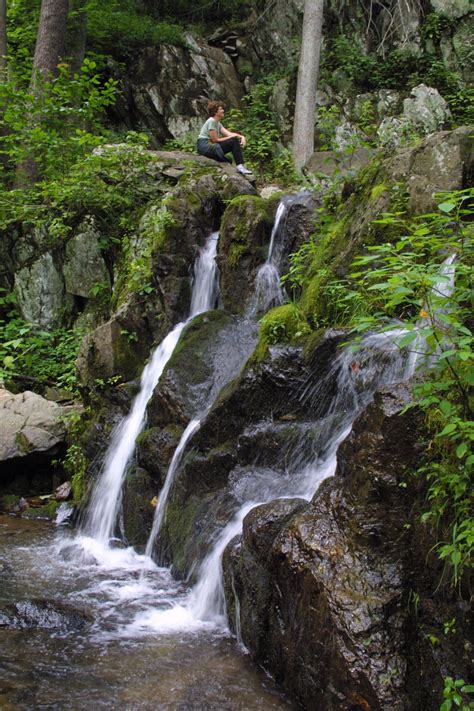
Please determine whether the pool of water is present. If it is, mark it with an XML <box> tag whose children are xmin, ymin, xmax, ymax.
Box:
<box><xmin>0</xmin><ymin>515</ymin><xmax>297</xmax><ymax>710</ymax></box>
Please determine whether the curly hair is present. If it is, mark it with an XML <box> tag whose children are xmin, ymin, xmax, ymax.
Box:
<box><xmin>207</xmin><ymin>100</ymin><xmax>224</xmax><ymax>117</ymax></box>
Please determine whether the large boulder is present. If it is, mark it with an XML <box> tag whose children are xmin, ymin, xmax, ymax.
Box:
<box><xmin>14</xmin><ymin>253</ymin><xmax>71</xmax><ymax>330</ymax></box>
<box><xmin>157</xmin><ymin>333</ymin><xmax>342</xmax><ymax>576</ymax></box>
<box><xmin>111</xmin><ymin>37</ymin><xmax>245</xmax><ymax>143</ymax></box>
<box><xmin>63</xmin><ymin>216</ymin><xmax>111</xmax><ymax>299</ymax></box>
<box><xmin>0</xmin><ymin>389</ymin><xmax>79</xmax><ymax>495</ymax></box>
<box><xmin>222</xmin><ymin>383</ymin><xmax>470</xmax><ymax>709</ymax></box>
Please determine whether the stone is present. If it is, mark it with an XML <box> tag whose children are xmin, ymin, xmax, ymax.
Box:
<box><xmin>76</xmin><ymin>153</ymin><xmax>256</xmax><ymax>387</ymax></box>
<box><xmin>54</xmin><ymin>481</ymin><xmax>72</xmax><ymax>501</ymax></box>
<box><xmin>63</xmin><ymin>217</ymin><xmax>110</xmax><ymax>298</ymax></box>
<box><xmin>0</xmin><ymin>599</ymin><xmax>92</xmax><ymax>630</ymax></box>
<box><xmin>0</xmin><ymin>389</ymin><xmax>80</xmax><ymax>496</ymax></box>
<box><xmin>403</xmin><ymin>84</ymin><xmax>451</xmax><ymax>135</ymax></box>
<box><xmin>14</xmin><ymin>253</ymin><xmax>71</xmax><ymax>329</ymax></box>
<box><xmin>0</xmin><ymin>389</ymin><xmax>76</xmax><ymax>463</ymax></box>
<box><xmin>223</xmin><ymin>385</ymin><xmax>421</xmax><ymax>708</ymax></box>
<box><xmin>111</xmin><ymin>39</ymin><xmax>244</xmax><ymax>143</ymax></box>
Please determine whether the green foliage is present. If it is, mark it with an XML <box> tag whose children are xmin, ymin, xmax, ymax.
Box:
<box><xmin>320</xmin><ymin>27</ymin><xmax>470</xmax><ymax>126</ymax></box>
<box><xmin>327</xmin><ymin>190</ymin><xmax>473</xmax><ymax>587</ymax></box>
<box><xmin>0</xmin><ymin>59</ymin><xmax>117</xmax><ymax>186</ymax></box>
<box><xmin>0</xmin><ymin>291</ymin><xmax>82</xmax><ymax>393</ymax></box>
<box><xmin>259</xmin><ymin>303</ymin><xmax>311</xmax><ymax>345</ymax></box>
<box><xmin>87</xmin><ymin>0</ymin><xmax>184</xmax><ymax>56</ymax></box>
<box><xmin>440</xmin><ymin>677</ymin><xmax>474</xmax><ymax>711</ymax></box>
<box><xmin>1</xmin><ymin>133</ymin><xmax>159</xmax><ymax>241</ymax></box>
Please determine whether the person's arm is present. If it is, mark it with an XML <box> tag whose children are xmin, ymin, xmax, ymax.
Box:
<box><xmin>209</xmin><ymin>123</ymin><xmax>247</xmax><ymax>146</ymax></box>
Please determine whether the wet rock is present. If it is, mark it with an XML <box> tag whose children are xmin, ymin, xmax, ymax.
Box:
<box><xmin>218</xmin><ymin>195</ymin><xmax>277</xmax><ymax>314</ymax></box>
<box><xmin>54</xmin><ymin>481</ymin><xmax>72</xmax><ymax>501</ymax></box>
<box><xmin>136</xmin><ymin>425</ymin><xmax>184</xmax><ymax>486</ymax></box>
<box><xmin>147</xmin><ymin>311</ymin><xmax>234</xmax><ymax>427</ymax></box>
<box><xmin>222</xmin><ymin>384</ymin><xmax>432</xmax><ymax>709</ymax></box>
<box><xmin>122</xmin><ymin>466</ymin><xmax>156</xmax><ymax>548</ymax></box>
<box><xmin>0</xmin><ymin>599</ymin><xmax>92</xmax><ymax>630</ymax></box>
<box><xmin>160</xmin><ymin>335</ymin><xmax>342</xmax><ymax>578</ymax></box>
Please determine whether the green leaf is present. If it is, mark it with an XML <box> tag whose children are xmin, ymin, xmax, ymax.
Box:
<box><xmin>438</xmin><ymin>201</ymin><xmax>456</xmax><ymax>213</ymax></box>
<box><xmin>456</xmin><ymin>443</ymin><xmax>468</xmax><ymax>458</ymax></box>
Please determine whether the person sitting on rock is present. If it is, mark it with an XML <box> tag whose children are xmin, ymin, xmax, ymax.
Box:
<box><xmin>197</xmin><ymin>100</ymin><xmax>252</xmax><ymax>175</ymax></box>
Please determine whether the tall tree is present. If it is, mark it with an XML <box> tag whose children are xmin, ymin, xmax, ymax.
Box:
<box><xmin>32</xmin><ymin>0</ymin><xmax>70</xmax><ymax>82</ymax></box>
<box><xmin>16</xmin><ymin>0</ymin><xmax>69</xmax><ymax>184</ymax></box>
<box><xmin>292</xmin><ymin>0</ymin><xmax>324</xmax><ymax>171</ymax></box>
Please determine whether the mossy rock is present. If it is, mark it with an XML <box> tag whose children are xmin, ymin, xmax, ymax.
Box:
<box><xmin>146</xmin><ymin>310</ymin><xmax>233</xmax><ymax>428</ymax></box>
<box><xmin>218</xmin><ymin>195</ymin><xmax>277</xmax><ymax>314</ymax></box>
<box><xmin>259</xmin><ymin>303</ymin><xmax>311</xmax><ymax>346</ymax></box>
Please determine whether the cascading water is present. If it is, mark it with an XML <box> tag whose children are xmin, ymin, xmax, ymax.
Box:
<box><xmin>169</xmin><ymin>256</ymin><xmax>459</xmax><ymax>625</ymax></box>
<box><xmin>143</xmin><ymin>200</ymin><xmax>292</xmax><ymax>559</ymax></box>
<box><xmin>82</xmin><ymin>232</ymin><xmax>219</xmax><ymax>549</ymax></box>
<box><xmin>144</xmin><ymin>417</ymin><xmax>201</xmax><ymax>558</ymax></box>
<box><xmin>252</xmin><ymin>201</ymin><xmax>286</xmax><ymax>314</ymax></box>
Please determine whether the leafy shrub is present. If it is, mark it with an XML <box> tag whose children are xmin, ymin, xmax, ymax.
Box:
<box><xmin>87</xmin><ymin>0</ymin><xmax>184</xmax><ymax>56</ymax></box>
<box><xmin>0</xmin><ymin>291</ymin><xmax>82</xmax><ymax>393</ymax></box>
<box><xmin>0</xmin><ymin>59</ymin><xmax>117</xmax><ymax>186</ymax></box>
<box><xmin>329</xmin><ymin>190</ymin><xmax>473</xmax><ymax>588</ymax></box>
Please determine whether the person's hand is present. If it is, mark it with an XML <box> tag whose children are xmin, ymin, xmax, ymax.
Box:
<box><xmin>240</xmin><ymin>135</ymin><xmax>247</xmax><ymax>148</ymax></box>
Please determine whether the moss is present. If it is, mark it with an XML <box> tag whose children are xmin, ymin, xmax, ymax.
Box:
<box><xmin>259</xmin><ymin>303</ymin><xmax>311</xmax><ymax>345</ymax></box>
<box><xmin>71</xmin><ymin>469</ymin><xmax>86</xmax><ymax>504</ymax></box>
<box><xmin>163</xmin><ymin>495</ymin><xmax>205</xmax><ymax>576</ymax></box>
<box><xmin>370</xmin><ymin>183</ymin><xmax>389</xmax><ymax>202</ymax></box>
<box><xmin>0</xmin><ymin>494</ymin><xmax>20</xmax><ymax>512</ymax></box>
<box><xmin>23</xmin><ymin>499</ymin><xmax>59</xmax><ymax>520</ymax></box>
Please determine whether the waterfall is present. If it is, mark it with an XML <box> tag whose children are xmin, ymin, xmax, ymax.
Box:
<box><xmin>186</xmin><ymin>253</ymin><xmax>458</xmax><ymax>621</ymax></box>
<box><xmin>144</xmin><ymin>417</ymin><xmax>201</xmax><ymax>559</ymax></box>
<box><xmin>252</xmin><ymin>201</ymin><xmax>286</xmax><ymax>314</ymax></box>
<box><xmin>82</xmin><ymin>232</ymin><xmax>219</xmax><ymax>547</ymax></box>
<box><xmin>143</xmin><ymin>200</ymin><xmax>291</xmax><ymax>559</ymax></box>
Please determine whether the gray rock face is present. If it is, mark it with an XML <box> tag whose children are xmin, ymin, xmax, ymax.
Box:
<box><xmin>113</xmin><ymin>38</ymin><xmax>244</xmax><ymax>142</ymax></box>
<box><xmin>63</xmin><ymin>217</ymin><xmax>110</xmax><ymax>298</ymax></box>
<box><xmin>0</xmin><ymin>389</ymin><xmax>76</xmax><ymax>463</ymax></box>
<box><xmin>223</xmin><ymin>385</ymin><xmax>423</xmax><ymax>709</ymax></box>
<box><xmin>431</xmin><ymin>0</ymin><xmax>471</xmax><ymax>18</ymax></box>
<box><xmin>76</xmin><ymin>152</ymin><xmax>256</xmax><ymax>386</ymax></box>
<box><xmin>389</xmin><ymin>125</ymin><xmax>474</xmax><ymax>213</ymax></box>
<box><xmin>15</xmin><ymin>253</ymin><xmax>71</xmax><ymax>329</ymax></box>
<box><xmin>403</xmin><ymin>84</ymin><xmax>452</xmax><ymax>135</ymax></box>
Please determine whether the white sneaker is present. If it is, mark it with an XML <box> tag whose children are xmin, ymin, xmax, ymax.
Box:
<box><xmin>236</xmin><ymin>164</ymin><xmax>253</xmax><ymax>175</ymax></box>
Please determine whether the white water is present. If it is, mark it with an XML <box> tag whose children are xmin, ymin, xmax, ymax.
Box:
<box><xmin>252</xmin><ymin>201</ymin><xmax>286</xmax><ymax>314</ymax></box>
<box><xmin>145</xmin><ymin>417</ymin><xmax>201</xmax><ymax>558</ymax></box>
<box><xmin>143</xmin><ymin>201</ymin><xmax>291</xmax><ymax>558</ymax></box>
<box><xmin>82</xmin><ymin>232</ymin><xmax>219</xmax><ymax>548</ymax></box>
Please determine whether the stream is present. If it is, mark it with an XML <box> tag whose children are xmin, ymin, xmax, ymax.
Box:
<box><xmin>0</xmin><ymin>515</ymin><xmax>297</xmax><ymax>709</ymax></box>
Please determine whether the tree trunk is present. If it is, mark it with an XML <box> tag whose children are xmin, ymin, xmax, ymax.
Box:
<box><xmin>292</xmin><ymin>0</ymin><xmax>324</xmax><ymax>172</ymax></box>
<box><xmin>32</xmin><ymin>0</ymin><xmax>70</xmax><ymax>82</ymax></box>
<box><xmin>16</xmin><ymin>0</ymin><xmax>69</xmax><ymax>184</ymax></box>
<box><xmin>66</xmin><ymin>0</ymin><xmax>87</xmax><ymax>74</ymax></box>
